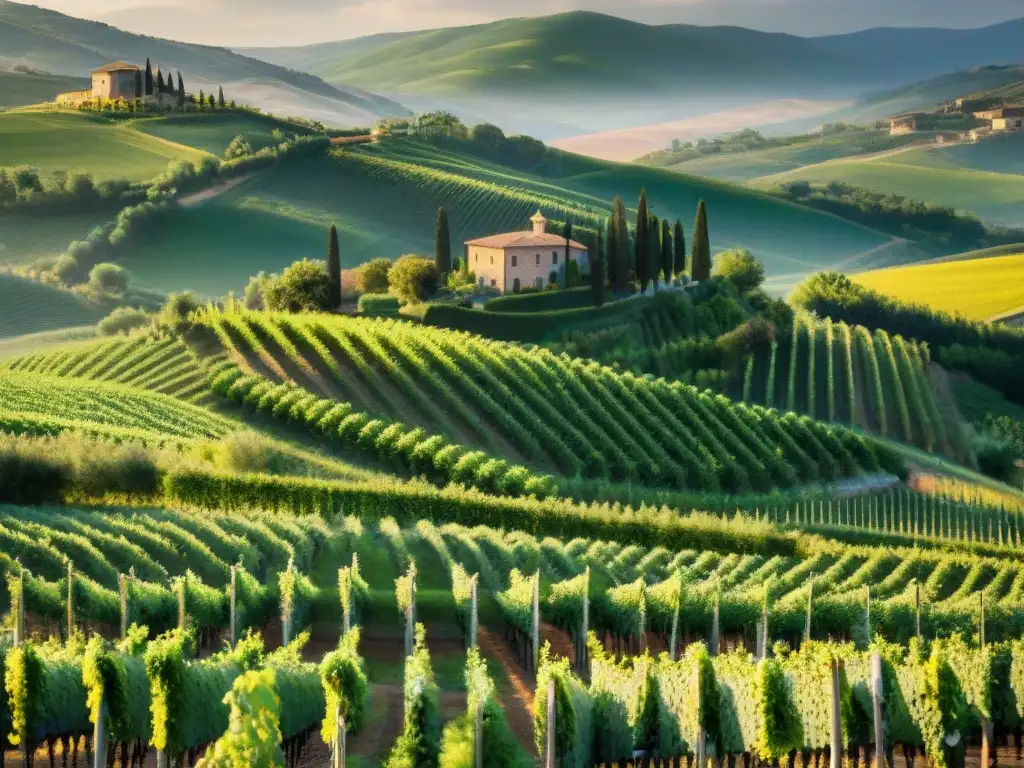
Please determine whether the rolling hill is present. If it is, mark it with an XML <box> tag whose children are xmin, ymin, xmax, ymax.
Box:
<box><xmin>748</xmin><ymin>139</ymin><xmax>1024</xmax><ymax>228</ymax></box>
<box><xmin>114</xmin><ymin>137</ymin><xmax>922</xmax><ymax>297</ymax></box>
<box><xmin>242</xmin><ymin>11</ymin><xmax>1024</xmax><ymax>137</ymax></box>
<box><xmin>0</xmin><ymin>0</ymin><xmax>410</xmax><ymax>126</ymax></box>
<box><xmin>0</xmin><ymin>273</ymin><xmax>109</xmax><ymax>337</ymax></box>
<box><xmin>0</xmin><ymin>68</ymin><xmax>87</xmax><ymax>108</ymax></box>
<box><xmin>0</xmin><ymin>110</ymin><xmax>210</xmax><ymax>181</ymax></box>
<box><xmin>852</xmin><ymin>252</ymin><xmax>1024</xmax><ymax>322</ymax></box>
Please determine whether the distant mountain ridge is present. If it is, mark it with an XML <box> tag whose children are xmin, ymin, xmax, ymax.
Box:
<box><xmin>0</xmin><ymin>0</ymin><xmax>410</xmax><ymax>125</ymax></box>
<box><xmin>240</xmin><ymin>11</ymin><xmax>1024</xmax><ymax>121</ymax></box>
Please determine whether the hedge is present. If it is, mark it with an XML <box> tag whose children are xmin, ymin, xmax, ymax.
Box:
<box><xmin>483</xmin><ymin>286</ymin><xmax>595</xmax><ymax>313</ymax></box>
<box><xmin>357</xmin><ymin>293</ymin><xmax>401</xmax><ymax>317</ymax></box>
<box><xmin>422</xmin><ymin>295</ymin><xmax>651</xmax><ymax>342</ymax></box>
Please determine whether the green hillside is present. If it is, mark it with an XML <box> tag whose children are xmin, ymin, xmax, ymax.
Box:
<box><xmin>749</xmin><ymin>149</ymin><xmax>1024</xmax><ymax>228</ymax></box>
<box><xmin>0</xmin><ymin>210</ymin><xmax>112</xmax><ymax>267</ymax></box>
<box><xmin>890</xmin><ymin>132</ymin><xmax>1024</xmax><ymax>176</ymax></box>
<box><xmin>0</xmin><ymin>69</ymin><xmax>87</xmax><ymax>108</ymax></box>
<box><xmin>0</xmin><ymin>0</ymin><xmax>409</xmax><ymax>125</ymax></box>
<box><xmin>0</xmin><ymin>274</ymin><xmax>109</xmax><ymax>337</ymax></box>
<box><xmin>119</xmin><ymin>138</ymin><xmax>912</xmax><ymax>296</ymax></box>
<box><xmin>134</xmin><ymin>112</ymin><xmax>314</xmax><ymax>155</ymax></box>
<box><xmin>0</xmin><ymin>110</ymin><xmax>209</xmax><ymax>182</ymax></box>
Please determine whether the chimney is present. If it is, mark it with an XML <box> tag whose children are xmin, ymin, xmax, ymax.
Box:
<box><xmin>530</xmin><ymin>210</ymin><xmax>547</xmax><ymax>235</ymax></box>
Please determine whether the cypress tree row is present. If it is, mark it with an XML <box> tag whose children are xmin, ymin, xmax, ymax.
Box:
<box><xmin>435</xmin><ymin>207</ymin><xmax>452</xmax><ymax>277</ymax></box>
<box><xmin>156</xmin><ymin>69</ymin><xmax>165</xmax><ymax>93</ymax></box>
<box><xmin>592</xmin><ymin>230</ymin><xmax>607</xmax><ymax>306</ymax></box>
<box><xmin>660</xmin><ymin>218</ymin><xmax>673</xmax><ymax>284</ymax></box>
<box><xmin>673</xmin><ymin>219</ymin><xmax>686</xmax><ymax>277</ymax></box>
<box><xmin>613</xmin><ymin>196</ymin><xmax>630</xmax><ymax>293</ymax></box>
<box><xmin>145</xmin><ymin>58</ymin><xmax>153</xmax><ymax>96</ymax></box>
<box><xmin>562</xmin><ymin>220</ymin><xmax>573</xmax><ymax>288</ymax></box>
<box><xmin>692</xmin><ymin>200</ymin><xmax>711</xmax><ymax>281</ymax></box>
<box><xmin>327</xmin><ymin>224</ymin><xmax>342</xmax><ymax>309</ymax></box>
<box><xmin>648</xmin><ymin>214</ymin><xmax>661</xmax><ymax>290</ymax></box>
<box><xmin>635</xmin><ymin>189</ymin><xmax>650</xmax><ymax>292</ymax></box>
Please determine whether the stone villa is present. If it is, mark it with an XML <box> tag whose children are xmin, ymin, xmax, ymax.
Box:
<box><xmin>464</xmin><ymin>211</ymin><xmax>589</xmax><ymax>293</ymax></box>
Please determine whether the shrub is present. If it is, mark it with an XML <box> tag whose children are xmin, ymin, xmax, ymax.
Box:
<box><xmin>713</xmin><ymin>249</ymin><xmax>765</xmax><ymax>294</ymax></box>
<box><xmin>224</xmin><ymin>135</ymin><xmax>254</xmax><ymax>160</ymax></box>
<box><xmin>157</xmin><ymin>292</ymin><xmax>200</xmax><ymax>333</ymax></box>
<box><xmin>51</xmin><ymin>253</ymin><xmax>88</xmax><ymax>286</ymax></box>
<box><xmin>97</xmin><ymin>306</ymin><xmax>151</xmax><ymax>336</ymax></box>
<box><xmin>243</xmin><ymin>272</ymin><xmax>271</xmax><ymax>310</ymax></box>
<box><xmin>357</xmin><ymin>293</ymin><xmax>400</xmax><ymax>317</ymax></box>
<box><xmin>88</xmin><ymin>263</ymin><xmax>129</xmax><ymax>296</ymax></box>
<box><xmin>389</xmin><ymin>255</ymin><xmax>440</xmax><ymax>304</ymax></box>
<box><xmin>355</xmin><ymin>258</ymin><xmax>392</xmax><ymax>294</ymax></box>
<box><xmin>263</xmin><ymin>259</ymin><xmax>333</xmax><ymax>312</ymax></box>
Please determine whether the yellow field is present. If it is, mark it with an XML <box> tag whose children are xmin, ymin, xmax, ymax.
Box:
<box><xmin>853</xmin><ymin>253</ymin><xmax>1024</xmax><ymax>321</ymax></box>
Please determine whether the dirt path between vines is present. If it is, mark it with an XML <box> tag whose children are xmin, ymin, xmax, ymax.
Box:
<box><xmin>479</xmin><ymin>625</ymin><xmax>537</xmax><ymax>755</ymax></box>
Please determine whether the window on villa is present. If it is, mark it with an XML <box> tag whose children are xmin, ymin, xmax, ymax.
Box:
<box><xmin>475</xmin><ymin>253</ymin><xmax>478</xmax><ymax>264</ymax></box>
<box><xmin>490</xmin><ymin>279</ymin><xmax>496</xmax><ymax>287</ymax></box>
<box><xmin>535</xmin><ymin>277</ymin><xmax>543</xmax><ymax>289</ymax></box>
<box><xmin>513</xmin><ymin>278</ymin><xmax>521</xmax><ymax>292</ymax></box>
<box><xmin>535</xmin><ymin>254</ymin><xmax>540</xmax><ymax>265</ymax></box>
<box><xmin>490</xmin><ymin>254</ymin><xmax>494</xmax><ymax>265</ymax></box>
<box><xmin>552</xmin><ymin>252</ymin><xmax>558</xmax><ymax>265</ymax></box>
<box><xmin>511</xmin><ymin>254</ymin><xmax>517</xmax><ymax>267</ymax></box>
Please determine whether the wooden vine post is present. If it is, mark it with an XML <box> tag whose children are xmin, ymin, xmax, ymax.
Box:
<box><xmin>710</xmin><ymin>588</ymin><xmax>720</xmax><ymax>657</ymax></box>
<box><xmin>864</xmin><ymin>585</ymin><xmax>871</xmax><ymax>647</ymax></box>
<box><xmin>474</xmin><ymin>694</ymin><xmax>483</xmax><ymax>768</ymax></box>
<box><xmin>805</xmin><ymin>575</ymin><xmax>815</xmax><ymax>643</ymax></box>
<box><xmin>668</xmin><ymin>571</ymin><xmax>681</xmax><ymax>662</ymax></box>
<box><xmin>545</xmin><ymin>678</ymin><xmax>556</xmax><ymax>768</ymax></box>
<box><xmin>759</xmin><ymin>578</ymin><xmax>771</xmax><ymax>660</ymax></box>
<box><xmin>469</xmin><ymin>573</ymin><xmax>479</xmax><ymax>650</ymax></box>
<box><xmin>229</xmin><ymin>565</ymin><xmax>237</xmax><ymax>648</ymax></box>
<box><xmin>331</xmin><ymin>708</ymin><xmax>346</xmax><ymax>768</ymax></box>
<box><xmin>119</xmin><ymin>573</ymin><xmax>128</xmax><ymax>640</ymax></box>
<box><xmin>980</xmin><ymin>592</ymin><xmax>992</xmax><ymax>768</ymax></box>
<box><xmin>176</xmin><ymin>579</ymin><xmax>186</xmax><ymax>630</ymax></box>
<box><xmin>93</xmin><ymin>694</ymin><xmax>108</xmax><ymax>768</ymax></box>
<box><xmin>830</xmin><ymin>656</ymin><xmax>842</xmax><ymax>768</ymax></box>
<box><xmin>13</xmin><ymin>562</ymin><xmax>25</xmax><ymax>647</ymax></box>
<box><xmin>404</xmin><ymin>564</ymin><xmax>416</xmax><ymax>659</ymax></box>
<box><xmin>915</xmin><ymin>580</ymin><xmax>922</xmax><ymax>640</ymax></box>
<box><xmin>531</xmin><ymin>571</ymin><xmax>540</xmax><ymax>673</ymax></box>
<box><xmin>579</xmin><ymin>567</ymin><xmax>590</xmax><ymax>671</ymax></box>
<box><xmin>67</xmin><ymin>562</ymin><xmax>74</xmax><ymax>640</ymax></box>
<box><xmin>871</xmin><ymin>651</ymin><xmax>885</xmax><ymax>768</ymax></box>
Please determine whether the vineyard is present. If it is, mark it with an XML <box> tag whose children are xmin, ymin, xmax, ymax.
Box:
<box><xmin>1</xmin><ymin>505</ymin><xmax>1023</xmax><ymax>766</ymax></box>
<box><xmin>192</xmin><ymin>307</ymin><xmax>902</xmax><ymax>493</ymax></box>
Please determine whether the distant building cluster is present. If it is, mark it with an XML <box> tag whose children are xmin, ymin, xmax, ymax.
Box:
<box><xmin>887</xmin><ymin>104</ymin><xmax>1024</xmax><ymax>140</ymax></box>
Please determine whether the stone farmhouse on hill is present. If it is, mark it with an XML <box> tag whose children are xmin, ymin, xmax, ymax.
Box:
<box><xmin>56</xmin><ymin>61</ymin><xmax>177</xmax><ymax>106</ymax></box>
<box><xmin>464</xmin><ymin>211</ymin><xmax>589</xmax><ymax>293</ymax></box>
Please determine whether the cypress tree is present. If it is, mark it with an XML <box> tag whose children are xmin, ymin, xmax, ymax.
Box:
<box><xmin>218</xmin><ymin>86</ymin><xmax>225</xmax><ymax>108</ymax></box>
<box><xmin>648</xmin><ymin>214</ymin><xmax>661</xmax><ymax>290</ymax></box>
<box><xmin>612</xmin><ymin>196</ymin><xmax>629</xmax><ymax>293</ymax></box>
<box><xmin>605</xmin><ymin>216</ymin><xmax>616</xmax><ymax>290</ymax></box>
<box><xmin>198</xmin><ymin>89</ymin><xmax>205</xmax><ymax>108</ymax></box>
<box><xmin>327</xmin><ymin>224</ymin><xmax>342</xmax><ymax>309</ymax></box>
<box><xmin>692</xmin><ymin>199</ymin><xmax>711</xmax><ymax>281</ymax></box>
<box><xmin>156</xmin><ymin>69</ymin><xmax>164</xmax><ymax>93</ymax></box>
<box><xmin>177</xmin><ymin>72</ymin><xmax>185</xmax><ymax>107</ymax></box>
<box><xmin>592</xmin><ymin>229</ymin><xmax>606</xmax><ymax>306</ymax></box>
<box><xmin>208</xmin><ymin>93</ymin><xmax>215</xmax><ymax>108</ymax></box>
<box><xmin>673</xmin><ymin>218</ymin><xmax>686</xmax><ymax>277</ymax></box>
<box><xmin>661</xmin><ymin>218</ymin><xmax>673</xmax><ymax>284</ymax></box>
<box><xmin>562</xmin><ymin>220</ymin><xmax>573</xmax><ymax>288</ymax></box>
<box><xmin>134</xmin><ymin>70</ymin><xmax>143</xmax><ymax>99</ymax></box>
<box><xmin>635</xmin><ymin>188</ymin><xmax>649</xmax><ymax>292</ymax></box>
<box><xmin>144</xmin><ymin>58</ymin><xmax>153</xmax><ymax>96</ymax></box>
<box><xmin>434</xmin><ymin>207</ymin><xmax>452</xmax><ymax>276</ymax></box>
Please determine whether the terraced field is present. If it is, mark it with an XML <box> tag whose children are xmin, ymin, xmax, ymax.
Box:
<box><xmin>4</xmin><ymin>334</ymin><xmax>225</xmax><ymax>405</ymax></box>
<box><xmin>123</xmin><ymin>139</ymin><xmax>914</xmax><ymax>296</ymax></box>
<box><xmin>853</xmin><ymin>252</ymin><xmax>1024</xmax><ymax>322</ymax></box>
<box><xmin>0</xmin><ymin>110</ymin><xmax>208</xmax><ymax>182</ymax></box>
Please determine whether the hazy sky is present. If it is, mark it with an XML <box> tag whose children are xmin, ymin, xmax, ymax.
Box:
<box><xmin>19</xmin><ymin>0</ymin><xmax>1024</xmax><ymax>46</ymax></box>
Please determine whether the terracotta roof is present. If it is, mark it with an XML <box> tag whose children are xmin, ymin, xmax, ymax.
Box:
<box><xmin>91</xmin><ymin>61</ymin><xmax>140</xmax><ymax>74</ymax></box>
<box><xmin>465</xmin><ymin>232</ymin><xmax>588</xmax><ymax>249</ymax></box>
<box><xmin>888</xmin><ymin>112</ymin><xmax>925</xmax><ymax>120</ymax></box>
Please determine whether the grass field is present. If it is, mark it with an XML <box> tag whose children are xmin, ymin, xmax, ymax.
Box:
<box><xmin>749</xmin><ymin>143</ymin><xmax>1024</xmax><ymax>228</ymax></box>
<box><xmin>0</xmin><ymin>70</ymin><xmax>88</xmax><ymax>108</ymax></box>
<box><xmin>0</xmin><ymin>110</ymin><xmax>208</xmax><ymax>181</ymax></box>
<box><xmin>0</xmin><ymin>274</ymin><xmax>108</xmax><ymax>338</ymax></box>
<box><xmin>853</xmin><ymin>253</ymin><xmax>1024</xmax><ymax>322</ymax></box>
<box><xmin>123</xmin><ymin>138</ymin><xmax>911</xmax><ymax>296</ymax></box>
<box><xmin>0</xmin><ymin>211</ymin><xmax>111</xmax><ymax>267</ymax></box>
<box><xmin>135</xmin><ymin>112</ymin><xmax>313</xmax><ymax>156</ymax></box>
